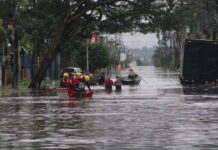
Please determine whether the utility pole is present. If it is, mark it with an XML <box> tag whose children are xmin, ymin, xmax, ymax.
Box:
<box><xmin>1</xmin><ymin>42</ymin><xmax>6</xmax><ymax>86</ymax></box>
<box><xmin>86</xmin><ymin>39</ymin><xmax>89</xmax><ymax>73</ymax></box>
<box><xmin>12</xmin><ymin>0</ymin><xmax>20</xmax><ymax>88</ymax></box>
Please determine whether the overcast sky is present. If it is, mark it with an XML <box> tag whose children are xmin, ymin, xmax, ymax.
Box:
<box><xmin>122</xmin><ymin>33</ymin><xmax>158</xmax><ymax>49</ymax></box>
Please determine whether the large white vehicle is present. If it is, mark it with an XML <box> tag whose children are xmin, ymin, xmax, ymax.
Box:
<box><xmin>60</xmin><ymin>67</ymin><xmax>82</xmax><ymax>77</ymax></box>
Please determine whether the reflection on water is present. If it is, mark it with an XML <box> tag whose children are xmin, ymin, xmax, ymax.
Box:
<box><xmin>182</xmin><ymin>84</ymin><xmax>218</xmax><ymax>95</ymax></box>
<box><xmin>0</xmin><ymin>66</ymin><xmax>218</xmax><ymax>150</ymax></box>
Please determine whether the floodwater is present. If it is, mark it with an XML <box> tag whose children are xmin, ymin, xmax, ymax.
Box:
<box><xmin>1</xmin><ymin>66</ymin><xmax>218</xmax><ymax>150</ymax></box>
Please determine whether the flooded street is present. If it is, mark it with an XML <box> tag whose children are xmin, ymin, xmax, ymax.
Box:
<box><xmin>1</xmin><ymin>66</ymin><xmax>218</xmax><ymax>150</ymax></box>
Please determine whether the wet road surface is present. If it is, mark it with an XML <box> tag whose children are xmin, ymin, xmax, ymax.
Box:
<box><xmin>0</xmin><ymin>66</ymin><xmax>218</xmax><ymax>150</ymax></box>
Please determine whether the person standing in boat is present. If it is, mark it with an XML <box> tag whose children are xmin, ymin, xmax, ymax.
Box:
<box><xmin>128</xmin><ymin>68</ymin><xmax>138</xmax><ymax>79</ymax></box>
<box><xmin>113</xmin><ymin>76</ymin><xmax>122</xmax><ymax>91</ymax></box>
<box><xmin>104</xmin><ymin>76</ymin><xmax>113</xmax><ymax>91</ymax></box>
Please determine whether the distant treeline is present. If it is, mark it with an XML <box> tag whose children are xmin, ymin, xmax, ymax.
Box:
<box><xmin>152</xmin><ymin>0</ymin><xmax>218</xmax><ymax>70</ymax></box>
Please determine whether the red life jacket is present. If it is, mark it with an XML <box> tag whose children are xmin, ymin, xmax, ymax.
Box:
<box><xmin>69</xmin><ymin>78</ymin><xmax>80</xmax><ymax>88</ymax></box>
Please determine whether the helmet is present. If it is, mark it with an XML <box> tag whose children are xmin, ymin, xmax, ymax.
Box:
<box><xmin>63</xmin><ymin>72</ymin><xmax>69</xmax><ymax>77</ymax></box>
<box><xmin>85</xmin><ymin>75</ymin><xmax>90</xmax><ymax>81</ymax></box>
<box><xmin>76</xmin><ymin>72</ymin><xmax>81</xmax><ymax>76</ymax></box>
<box><xmin>80</xmin><ymin>76</ymin><xmax>85</xmax><ymax>81</ymax></box>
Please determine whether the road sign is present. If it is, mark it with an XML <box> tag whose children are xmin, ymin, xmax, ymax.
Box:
<box><xmin>120</xmin><ymin>53</ymin><xmax>127</xmax><ymax>62</ymax></box>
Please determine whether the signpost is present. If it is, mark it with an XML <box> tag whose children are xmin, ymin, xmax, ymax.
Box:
<box><xmin>120</xmin><ymin>53</ymin><xmax>127</xmax><ymax>62</ymax></box>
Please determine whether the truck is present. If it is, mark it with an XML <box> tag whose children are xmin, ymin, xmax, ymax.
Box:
<box><xmin>179</xmin><ymin>39</ymin><xmax>218</xmax><ymax>84</ymax></box>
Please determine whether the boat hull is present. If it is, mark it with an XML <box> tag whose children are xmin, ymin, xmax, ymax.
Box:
<box><xmin>57</xmin><ymin>88</ymin><xmax>94</xmax><ymax>98</ymax></box>
<box><xmin>68</xmin><ymin>90</ymin><xmax>94</xmax><ymax>98</ymax></box>
<box><xmin>121</xmin><ymin>76</ymin><xmax>141</xmax><ymax>85</ymax></box>
<box><xmin>56</xmin><ymin>88</ymin><xmax>68</xmax><ymax>96</ymax></box>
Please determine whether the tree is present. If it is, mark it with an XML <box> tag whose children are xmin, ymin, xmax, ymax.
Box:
<box><xmin>0</xmin><ymin>19</ymin><xmax>7</xmax><ymax>48</ymax></box>
<box><xmin>152</xmin><ymin>1</ymin><xmax>202</xmax><ymax>69</ymax></box>
<box><xmin>22</xmin><ymin>0</ymin><xmax>169</xmax><ymax>88</ymax></box>
<box><xmin>74</xmin><ymin>42</ymin><xmax>110</xmax><ymax>72</ymax></box>
<box><xmin>1</xmin><ymin>0</ymin><xmax>204</xmax><ymax>86</ymax></box>
<box><xmin>152</xmin><ymin>0</ymin><xmax>218</xmax><ymax>70</ymax></box>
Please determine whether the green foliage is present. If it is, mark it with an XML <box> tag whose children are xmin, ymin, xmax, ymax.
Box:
<box><xmin>0</xmin><ymin>21</ymin><xmax>7</xmax><ymax>49</ymax></box>
<box><xmin>74</xmin><ymin>42</ymin><xmax>110</xmax><ymax>71</ymax></box>
<box><xmin>2</xmin><ymin>79</ymin><xmax>31</xmax><ymax>88</ymax></box>
<box><xmin>18</xmin><ymin>79</ymin><xmax>31</xmax><ymax>88</ymax></box>
<box><xmin>0</xmin><ymin>25</ymin><xmax>6</xmax><ymax>43</ymax></box>
<box><xmin>1</xmin><ymin>0</ymin><xmax>205</xmax><ymax>87</ymax></box>
<box><xmin>0</xmin><ymin>1</ymin><xmax>15</xmax><ymax>21</ymax></box>
<box><xmin>110</xmin><ymin>55</ymin><xmax>119</xmax><ymax>65</ymax></box>
<box><xmin>153</xmin><ymin>0</ymin><xmax>218</xmax><ymax>70</ymax></box>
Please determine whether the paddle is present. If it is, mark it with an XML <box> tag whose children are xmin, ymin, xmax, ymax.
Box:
<box><xmin>135</xmin><ymin>72</ymin><xmax>154</xmax><ymax>87</ymax></box>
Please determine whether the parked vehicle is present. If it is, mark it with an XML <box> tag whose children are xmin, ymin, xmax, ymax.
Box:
<box><xmin>179</xmin><ymin>39</ymin><xmax>218</xmax><ymax>84</ymax></box>
<box><xmin>60</xmin><ymin>67</ymin><xmax>82</xmax><ymax>77</ymax></box>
